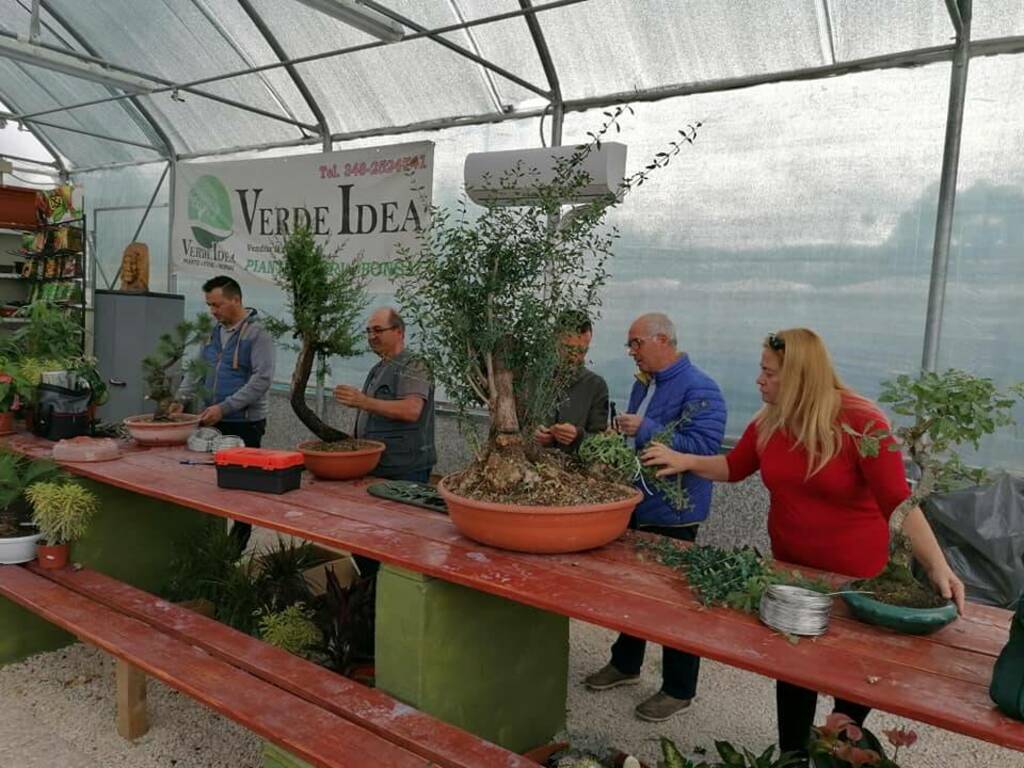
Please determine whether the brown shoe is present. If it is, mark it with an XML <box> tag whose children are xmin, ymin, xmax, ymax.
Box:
<box><xmin>583</xmin><ymin>663</ymin><xmax>641</xmax><ymax>691</ymax></box>
<box><xmin>634</xmin><ymin>691</ymin><xmax>692</xmax><ymax>722</ymax></box>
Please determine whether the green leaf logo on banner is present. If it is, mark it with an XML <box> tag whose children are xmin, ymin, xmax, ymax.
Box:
<box><xmin>188</xmin><ymin>175</ymin><xmax>234</xmax><ymax>248</ymax></box>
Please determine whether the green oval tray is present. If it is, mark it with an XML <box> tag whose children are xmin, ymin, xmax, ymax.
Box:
<box><xmin>842</xmin><ymin>589</ymin><xmax>958</xmax><ymax>635</ymax></box>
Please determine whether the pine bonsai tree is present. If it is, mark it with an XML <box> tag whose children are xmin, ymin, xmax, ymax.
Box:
<box><xmin>142</xmin><ymin>314</ymin><xmax>213</xmax><ymax>420</ymax></box>
<box><xmin>264</xmin><ymin>225</ymin><xmax>369</xmax><ymax>443</ymax></box>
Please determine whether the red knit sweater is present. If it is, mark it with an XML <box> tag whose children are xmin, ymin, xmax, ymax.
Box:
<box><xmin>726</xmin><ymin>400</ymin><xmax>910</xmax><ymax>578</ymax></box>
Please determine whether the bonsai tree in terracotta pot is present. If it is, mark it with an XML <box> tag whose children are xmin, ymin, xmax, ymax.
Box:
<box><xmin>0</xmin><ymin>451</ymin><xmax>63</xmax><ymax>564</ymax></box>
<box><xmin>844</xmin><ymin>368</ymin><xmax>1024</xmax><ymax>632</ymax></box>
<box><xmin>265</xmin><ymin>225</ymin><xmax>385</xmax><ymax>480</ymax></box>
<box><xmin>26</xmin><ymin>479</ymin><xmax>99</xmax><ymax>569</ymax></box>
<box><xmin>396</xmin><ymin>107</ymin><xmax>699</xmax><ymax>552</ymax></box>
<box><xmin>123</xmin><ymin>315</ymin><xmax>212</xmax><ymax>445</ymax></box>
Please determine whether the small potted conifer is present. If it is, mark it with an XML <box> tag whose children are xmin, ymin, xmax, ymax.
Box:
<box><xmin>26</xmin><ymin>480</ymin><xmax>99</xmax><ymax>569</ymax></box>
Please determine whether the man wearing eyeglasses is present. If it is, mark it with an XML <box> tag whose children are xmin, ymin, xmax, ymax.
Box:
<box><xmin>584</xmin><ymin>312</ymin><xmax>727</xmax><ymax>723</ymax></box>
<box><xmin>534</xmin><ymin>311</ymin><xmax>609</xmax><ymax>453</ymax></box>
<box><xmin>333</xmin><ymin>307</ymin><xmax>436</xmax><ymax>483</ymax></box>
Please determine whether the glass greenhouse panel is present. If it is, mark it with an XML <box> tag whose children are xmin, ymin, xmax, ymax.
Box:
<box><xmin>71</xmin><ymin>163</ymin><xmax>172</xmax><ymax>294</ymax></box>
<box><xmin>536</xmin><ymin>0</ymin><xmax>825</xmax><ymax>100</ymax></box>
<box><xmin>562</xmin><ymin>63</ymin><xmax>951</xmax><ymax>441</ymax></box>
<box><xmin>828</xmin><ymin>0</ymin><xmax>952</xmax><ymax>62</ymax></box>
<box><xmin>938</xmin><ymin>53</ymin><xmax>1024</xmax><ymax>469</ymax></box>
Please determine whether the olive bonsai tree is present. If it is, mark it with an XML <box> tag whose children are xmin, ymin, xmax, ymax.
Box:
<box><xmin>851</xmin><ymin>368</ymin><xmax>1024</xmax><ymax>606</ymax></box>
<box><xmin>396</xmin><ymin>106</ymin><xmax>699</xmax><ymax>503</ymax></box>
<box><xmin>264</xmin><ymin>225</ymin><xmax>369</xmax><ymax>444</ymax></box>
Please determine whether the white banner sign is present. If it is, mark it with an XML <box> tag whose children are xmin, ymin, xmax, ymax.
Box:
<box><xmin>171</xmin><ymin>141</ymin><xmax>434</xmax><ymax>290</ymax></box>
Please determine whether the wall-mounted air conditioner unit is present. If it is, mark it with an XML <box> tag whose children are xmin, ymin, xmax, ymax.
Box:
<box><xmin>464</xmin><ymin>142</ymin><xmax>627</xmax><ymax>207</ymax></box>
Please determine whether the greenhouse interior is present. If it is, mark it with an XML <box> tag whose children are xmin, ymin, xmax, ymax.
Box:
<box><xmin>1</xmin><ymin>1</ymin><xmax>1023</xmax><ymax>767</ymax></box>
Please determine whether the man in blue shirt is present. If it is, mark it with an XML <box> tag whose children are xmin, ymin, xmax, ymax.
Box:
<box><xmin>584</xmin><ymin>312</ymin><xmax>726</xmax><ymax>722</ymax></box>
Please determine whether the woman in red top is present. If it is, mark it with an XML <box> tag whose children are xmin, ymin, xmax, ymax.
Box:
<box><xmin>641</xmin><ymin>328</ymin><xmax>965</xmax><ymax>757</ymax></box>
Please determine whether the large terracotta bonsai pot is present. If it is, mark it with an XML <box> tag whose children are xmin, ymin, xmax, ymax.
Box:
<box><xmin>123</xmin><ymin>414</ymin><xmax>201</xmax><ymax>446</ymax></box>
<box><xmin>438</xmin><ymin>477</ymin><xmax>642</xmax><ymax>554</ymax></box>
<box><xmin>842</xmin><ymin>588</ymin><xmax>958</xmax><ymax>635</ymax></box>
<box><xmin>297</xmin><ymin>439</ymin><xmax>386</xmax><ymax>481</ymax></box>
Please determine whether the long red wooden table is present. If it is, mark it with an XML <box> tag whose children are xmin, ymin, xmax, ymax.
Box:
<box><xmin>5</xmin><ymin>432</ymin><xmax>1021</xmax><ymax>752</ymax></box>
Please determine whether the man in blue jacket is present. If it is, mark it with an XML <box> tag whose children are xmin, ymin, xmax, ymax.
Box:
<box><xmin>584</xmin><ymin>312</ymin><xmax>726</xmax><ymax>722</ymax></box>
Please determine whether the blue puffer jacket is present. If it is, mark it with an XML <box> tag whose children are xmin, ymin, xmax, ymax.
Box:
<box><xmin>628</xmin><ymin>355</ymin><xmax>727</xmax><ymax>527</ymax></box>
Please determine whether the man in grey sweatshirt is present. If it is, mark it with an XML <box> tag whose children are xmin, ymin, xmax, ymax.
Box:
<box><xmin>172</xmin><ymin>274</ymin><xmax>275</xmax><ymax>548</ymax></box>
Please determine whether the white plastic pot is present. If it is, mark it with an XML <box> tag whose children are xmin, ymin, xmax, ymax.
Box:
<box><xmin>0</xmin><ymin>531</ymin><xmax>44</xmax><ymax>564</ymax></box>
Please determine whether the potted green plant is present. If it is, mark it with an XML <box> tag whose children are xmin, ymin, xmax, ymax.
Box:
<box><xmin>123</xmin><ymin>315</ymin><xmax>212</xmax><ymax>445</ymax></box>
<box><xmin>265</xmin><ymin>225</ymin><xmax>385</xmax><ymax>480</ymax></box>
<box><xmin>0</xmin><ymin>451</ymin><xmax>63</xmax><ymax>564</ymax></box>
<box><xmin>843</xmin><ymin>369</ymin><xmax>1024</xmax><ymax>633</ymax></box>
<box><xmin>395</xmin><ymin>107</ymin><xmax>696</xmax><ymax>553</ymax></box>
<box><xmin>25</xmin><ymin>479</ymin><xmax>98</xmax><ymax>569</ymax></box>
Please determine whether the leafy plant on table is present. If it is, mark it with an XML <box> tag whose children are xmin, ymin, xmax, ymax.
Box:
<box><xmin>142</xmin><ymin>314</ymin><xmax>213</xmax><ymax>420</ymax></box>
<box><xmin>640</xmin><ymin>539</ymin><xmax>830</xmax><ymax>614</ymax></box>
<box><xmin>848</xmin><ymin>369</ymin><xmax>1024</xmax><ymax>606</ymax></box>
<box><xmin>264</xmin><ymin>224</ymin><xmax>370</xmax><ymax>444</ymax></box>
<box><xmin>0</xmin><ymin>362</ymin><xmax>27</xmax><ymax>413</ymax></box>
<box><xmin>661</xmin><ymin>736</ymin><xmax>802</xmax><ymax>768</ymax></box>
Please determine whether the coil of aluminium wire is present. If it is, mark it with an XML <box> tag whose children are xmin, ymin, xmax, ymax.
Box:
<box><xmin>759</xmin><ymin>584</ymin><xmax>833</xmax><ymax>636</ymax></box>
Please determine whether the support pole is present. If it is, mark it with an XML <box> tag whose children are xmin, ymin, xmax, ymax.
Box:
<box><xmin>166</xmin><ymin>159</ymin><xmax>177</xmax><ymax>294</ymax></box>
<box><xmin>922</xmin><ymin>0</ymin><xmax>972</xmax><ymax>371</ymax></box>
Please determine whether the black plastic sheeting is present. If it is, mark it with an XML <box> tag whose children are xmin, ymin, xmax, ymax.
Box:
<box><xmin>924</xmin><ymin>472</ymin><xmax>1024</xmax><ymax>609</ymax></box>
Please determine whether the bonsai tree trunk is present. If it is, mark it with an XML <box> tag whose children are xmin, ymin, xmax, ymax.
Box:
<box><xmin>292</xmin><ymin>338</ymin><xmax>348</xmax><ymax>443</ymax></box>
<box><xmin>887</xmin><ymin>462</ymin><xmax>938</xmax><ymax>571</ymax></box>
<box><xmin>491</xmin><ymin>361</ymin><xmax>520</xmax><ymax>438</ymax></box>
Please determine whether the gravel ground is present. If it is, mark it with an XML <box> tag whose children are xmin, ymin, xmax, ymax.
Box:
<box><xmin>1</xmin><ymin>621</ymin><xmax>1019</xmax><ymax>768</ymax></box>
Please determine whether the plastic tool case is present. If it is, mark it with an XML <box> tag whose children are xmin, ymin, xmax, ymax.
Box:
<box><xmin>214</xmin><ymin>448</ymin><xmax>304</xmax><ymax>494</ymax></box>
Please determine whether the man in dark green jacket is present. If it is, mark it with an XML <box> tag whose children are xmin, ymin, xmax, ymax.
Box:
<box><xmin>534</xmin><ymin>313</ymin><xmax>609</xmax><ymax>453</ymax></box>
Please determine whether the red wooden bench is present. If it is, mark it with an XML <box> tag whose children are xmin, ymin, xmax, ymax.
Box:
<box><xmin>0</xmin><ymin>563</ymin><xmax>537</xmax><ymax>768</ymax></box>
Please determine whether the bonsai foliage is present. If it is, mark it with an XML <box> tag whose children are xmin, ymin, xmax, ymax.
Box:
<box><xmin>850</xmin><ymin>369</ymin><xmax>1023</xmax><ymax>571</ymax></box>
<box><xmin>26</xmin><ymin>481</ymin><xmax>99</xmax><ymax>545</ymax></box>
<box><xmin>397</xmin><ymin>106</ymin><xmax>699</xmax><ymax>458</ymax></box>
<box><xmin>265</xmin><ymin>225</ymin><xmax>369</xmax><ymax>443</ymax></box>
<box><xmin>142</xmin><ymin>313</ymin><xmax>213</xmax><ymax>420</ymax></box>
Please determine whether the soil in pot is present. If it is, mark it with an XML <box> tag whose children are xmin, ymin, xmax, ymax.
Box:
<box><xmin>856</xmin><ymin>562</ymin><xmax>949</xmax><ymax>609</ymax></box>
<box><xmin>297</xmin><ymin>439</ymin><xmax>385</xmax><ymax>481</ymax></box>
<box><xmin>441</xmin><ymin>438</ymin><xmax>641</xmax><ymax>554</ymax></box>
<box><xmin>843</xmin><ymin>562</ymin><xmax>957</xmax><ymax>635</ymax></box>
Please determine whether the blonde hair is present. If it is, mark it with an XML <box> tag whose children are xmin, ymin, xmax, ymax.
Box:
<box><xmin>755</xmin><ymin>328</ymin><xmax>875</xmax><ymax>477</ymax></box>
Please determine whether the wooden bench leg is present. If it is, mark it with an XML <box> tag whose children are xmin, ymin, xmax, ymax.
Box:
<box><xmin>116</xmin><ymin>659</ymin><xmax>149</xmax><ymax>740</ymax></box>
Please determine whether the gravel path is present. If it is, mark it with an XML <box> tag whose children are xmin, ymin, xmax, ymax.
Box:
<box><xmin>1</xmin><ymin>621</ymin><xmax>1019</xmax><ymax>767</ymax></box>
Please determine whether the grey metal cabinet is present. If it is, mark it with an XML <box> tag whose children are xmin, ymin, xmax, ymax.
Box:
<box><xmin>93</xmin><ymin>290</ymin><xmax>185</xmax><ymax>423</ymax></box>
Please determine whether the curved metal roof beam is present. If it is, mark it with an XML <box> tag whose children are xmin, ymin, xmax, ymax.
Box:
<box><xmin>234</xmin><ymin>0</ymin><xmax>330</xmax><ymax>146</ymax></box>
<box><xmin>0</xmin><ymin>89</ymin><xmax>66</xmax><ymax>175</ymax></box>
<box><xmin>517</xmin><ymin>0</ymin><xmax>563</xmax><ymax>145</ymax></box>
<box><xmin>192</xmin><ymin>0</ymin><xmax>317</xmax><ymax>139</ymax></box>
<box><xmin>32</xmin><ymin>0</ymin><xmax>175</xmax><ymax>159</ymax></box>
<box><xmin>11</xmin><ymin>0</ymin><xmax>589</xmax><ymax>124</ymax></box>
<box><xmin>364</xmin><ymin>0</ymin><xmax>548</xmax><ymax>105</ymax></box>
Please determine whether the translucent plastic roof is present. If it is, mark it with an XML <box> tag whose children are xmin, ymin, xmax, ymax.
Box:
<box><xmin>0</xmin><ymin>0</ymin><xmax>1019</xmax><ymax>170</ymax></box>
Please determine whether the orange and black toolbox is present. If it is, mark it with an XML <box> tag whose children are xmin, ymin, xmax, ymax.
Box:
<box><xmin>214</xmin><ymin>447</ymin><xmax>304</xmax><ymax>494</ymax></box>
